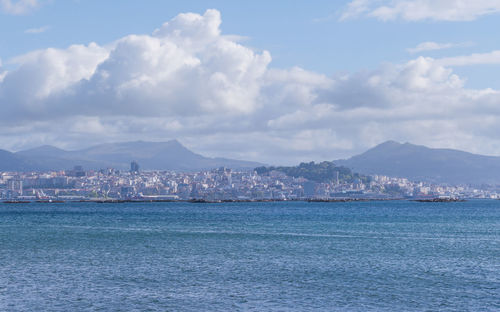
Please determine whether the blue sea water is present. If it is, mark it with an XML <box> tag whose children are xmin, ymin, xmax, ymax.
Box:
<box><xmin>0</xmin><ymin>200</ymin><xmax>499</xmax><ymax>311</ymax></box>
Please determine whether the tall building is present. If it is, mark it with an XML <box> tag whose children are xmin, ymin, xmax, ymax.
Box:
<box><xmin>7</xmin><ymin>180</ymin><xmax>23</xmax><ymax>196</ymax></box>
<box><xmin>130</xmin><ymin>161</ymin><xmax>140</xmax><ymax>173</ymax></box>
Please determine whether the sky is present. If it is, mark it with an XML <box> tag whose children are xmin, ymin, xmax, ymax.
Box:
<box><xmin>1</xmin><ymin>0</ymin><xmax>500</xmax><ymax>164</ymax></box>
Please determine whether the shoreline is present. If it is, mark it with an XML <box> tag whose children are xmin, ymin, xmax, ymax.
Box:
<box><xmin>0</xmin><ymin>197</ymin><xmax>476</xmax><ymax>204</ymax></box>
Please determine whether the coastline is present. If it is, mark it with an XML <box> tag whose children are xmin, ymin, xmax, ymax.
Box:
<box><xmin>1</xmin><ymin>197</ymin><xmax>471</xmax><ymax>204</ymax></box>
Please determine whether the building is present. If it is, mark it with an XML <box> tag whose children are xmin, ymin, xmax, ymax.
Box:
<box><xmin>7</xmin><ymin>179</ymin><xmax>23</xmax><ymax>196</ymax></box>
<box><xmin>130</xmin><ymin>161</ymin><xmax>140</xmax><ymax>173</ymax></box>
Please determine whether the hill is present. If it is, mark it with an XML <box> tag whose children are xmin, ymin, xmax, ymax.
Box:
<box><xmin>73</xmin><ymin>140</ymin><xmax>262</xmax><ymax>171</ymax></box>
<box><xmin>255</xmin><ymin>161</ymin><xmax>370</xmax><ymax>184</ymax></box>
<box><xmin>8</xmin><ymin>140</ymin><xmax>262</xmax><ymax>172</ymax></box>
<box><xmin>0</xmin><ymin>149</ymin><xmax>36</xmax><ymax>172</ymax></box>
<box><xmin>335</xmin><ymin>141</ymin><xmax>500</xmax><ymax>185</ymax></box>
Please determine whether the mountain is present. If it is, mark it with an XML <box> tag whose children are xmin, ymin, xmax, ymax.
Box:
<box><xmin>16</xmin><ymin>145</ymin><xmax>107</xmax><ymax>171</ymax></box>
<box><xmin>335</xmin><ymin>141</ymin><xmax>500</xmax><ymax>185</ymax></box>
<box><xmin>0</xmin><ymin>149</ymin><xmax>36</xmax><ymax>172</ymax></box>
<box><xmin>17</xmin><ymin>145</ymin><xmax>71</xmax><ymax>158</ymax></box>
<box><xmin>72</xmin><ymin>140</ymin><xmax>262</xmax><ymax>171</ymax></box>
<box><xmin>12</xmin><ymin>140</ymin><xmax>262</xmax><ymax>172</ymax></box>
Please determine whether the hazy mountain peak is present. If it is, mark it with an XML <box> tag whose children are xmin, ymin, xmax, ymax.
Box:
<box><xmin>373</xmin><ymin>140</ymin><xmax>399</xmax><ymax>148</ymax></box>
<box><xmin>16</xmin><ymin>145</ymin><xmax>69</xmax><ymax>157</ymax></box>
<box><xmin>23</xmin><ymin>145</ymin><xmax>67</xmax><ymax>152</ymax></box>
<box><xmin>336</xmin><ymin>141</ymin><xmax>500</xmax><ymax>185</ymax></box>
<box><xmin>378</xmin><ymin>140</ymin><xmax>401</xmax><ymax>146</ymax></box>
<box><xmin>3</xmin><ymin>140</ymin><xmax>262</xmax><ymax>172</ymax></box>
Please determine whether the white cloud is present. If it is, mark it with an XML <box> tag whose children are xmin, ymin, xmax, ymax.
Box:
<box><xmin>340</xmin><ymin>0</ymin><xmax>375</xmax><ymax>21</ymax></box>
<box><xmin>1</xmin><ymin>0</ymin><xmax>39</xmax><ymax>15</ymax></box>
<box><xmin>341</xmin><ymin>0</ymin><xmax>500</xmax><ymax>21</ymax></box>
<box><xmin>1</xmin><ymin>9</ymin><xmax>500</xmax><ymax>163</ymax></box>
<box><xmin>6</xmin><ymin>42</ymin><xmax>109</xmax><ymax>100</ymax></box>
<box><xmin>24</xmin><ymin>25</ymin><xmax>50</xmax><ymax>34</ymax></box>
<box><xmin>437</xmin><ymin>50</ymin><xmax>500</xmax><ymax>66</ymax></box>
<box><xmin>407</xmin><ymin>41</ymin><xmax>472</xmax><ymax>54</ymax></box>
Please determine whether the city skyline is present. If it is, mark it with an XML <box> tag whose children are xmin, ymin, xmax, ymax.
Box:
<box><xmin>1</xmin><ymin>1</ymin><xmax>500</xmax><ymax>164</ymax></box>
<box><xmin>3</xmin><ymin>163</ymin><xmax>495</xmax><ymax>202</ymax></box>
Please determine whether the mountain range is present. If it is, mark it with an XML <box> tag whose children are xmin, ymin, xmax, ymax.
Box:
<box><xmin>2</xmin><ymin>139</ymin><xmax>500</xmax><ymax>185</ymax></box>
<box><xmin>0</xmin><ymin>140</ymin><xmax>262</xmax><ymax>172</ymax></box>
<box><xmin>336</xmin><ymin>141</ymin><xmax>500</xmax><ymax>185</ymax></box>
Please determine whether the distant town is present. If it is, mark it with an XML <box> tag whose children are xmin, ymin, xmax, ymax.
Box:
<box><xmin>1</xmin><ymin>161</ymin><xmax>499</xmax><ymax>202</ymax></box>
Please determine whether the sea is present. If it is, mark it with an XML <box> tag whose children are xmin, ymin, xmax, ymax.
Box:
<box><xmin>0</xmin><ymin>200</ymin><xmax>498</xmax><ymax>311</ymax></box>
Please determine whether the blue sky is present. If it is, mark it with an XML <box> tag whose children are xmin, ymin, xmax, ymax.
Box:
<box><xmin>2</xmin><ymin>0</ymin><xmax>499</xmax><ymax>87</ymax></box>
<box><xmin>1</xmin><ymin>0</ymin><xmax>500</xmax><ymax>163</ymax></box>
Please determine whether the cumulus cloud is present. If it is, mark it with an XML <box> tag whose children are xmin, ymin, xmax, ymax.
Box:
<box><xmin>341</xmin><ymin>0</ymin><xmax>500</xmax><ymax>21</ymax></box>
<box><xmin>1</xmin><ymin>0</ymin><xmax>39</xmax><ymax>15</ymax></box>
<box><xmin>1</xmin><ymin>9</ymin><xmax>500</xmax><ymax>163</ymax></box>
